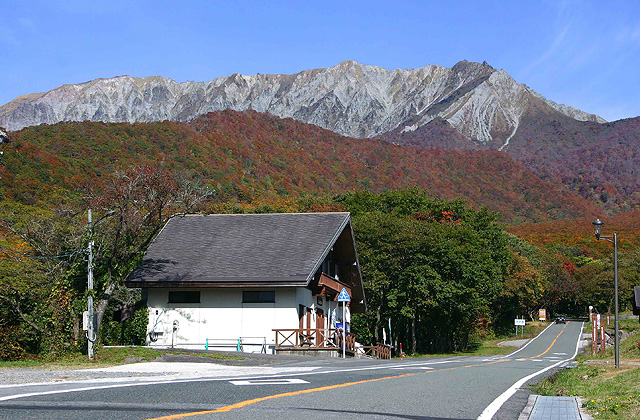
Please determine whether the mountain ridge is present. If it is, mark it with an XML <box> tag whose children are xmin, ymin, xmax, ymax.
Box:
<box><xmin>0</xmin><ymin>61</ymin><xmax>604</xmax><ymax>144</ymax></box>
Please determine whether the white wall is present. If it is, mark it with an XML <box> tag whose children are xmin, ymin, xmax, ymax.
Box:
<box><xmin>146</xmin><ymin>287</ymin><xmax>327</xmax><ymax>353</ymax></box>
<box><xmin>145</xmin><ymin>286</ymin><xmax>352</xmax><ymax>353</ymax></box>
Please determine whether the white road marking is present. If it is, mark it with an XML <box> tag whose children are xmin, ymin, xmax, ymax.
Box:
<box><xmin>389</xmin><ymin>367</ymin><xmax>434</xmax><ymax>370</ymax></box>
<box><xmin>552</xmin><ymin>352</ymin><xmax>567</xmax><ymax>355</ymax></box>
<box><xmin>230</xmin><ymin>379</ymin><xmax>309</xmax><ymax>386</ymax></box>
<box><xmin>478</xmin><ymin>322</ymin><xmax>584</xmax><ymax>420</ymax></box>
<box><xmin>0</xmin><ymin>358</ymin><xmax>465</xmax><ymax>402</ymax></box>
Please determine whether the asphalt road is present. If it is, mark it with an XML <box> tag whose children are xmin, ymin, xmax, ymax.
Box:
<box><xmin>0</xmin><ymin>321</ymin><xmax>584</xmax><ymax>420</ymax></box>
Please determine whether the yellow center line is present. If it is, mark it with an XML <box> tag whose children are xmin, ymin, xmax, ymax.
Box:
<box><xmin>145</xmin><ymin>359</ymin><xmax>510</xmax><ymax>419</ymax></box>
<box><xmin>528</xmin><ymin>322</ymin><xmax>568</xmax><ymax>359</ymax></box>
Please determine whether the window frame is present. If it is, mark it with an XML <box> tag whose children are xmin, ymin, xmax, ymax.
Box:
<box><xmin>242</xmin><ymin>290</ymin><xmax>276</xmax><ymax>304</ymax></box>
<box><xmin>168</xmin><ymin>291</ymin><xmax>201</xmax><ymax>304</ymax></box>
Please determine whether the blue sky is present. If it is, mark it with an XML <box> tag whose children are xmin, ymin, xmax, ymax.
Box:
<box><xmin>1</xmin><ymin>0</ymin><xmax>639</xmax><ymax>121</ymax></box>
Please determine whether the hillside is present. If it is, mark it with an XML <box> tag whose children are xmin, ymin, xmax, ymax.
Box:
<box><xmin>0</xmin><ymin>110</ymin><xmax>599</xmax><ymax>223</ymax></box>
<box><xmin>507</xmin><ymin>210</ymin><xmax>640</xmax><ymax>258</ymax></box>
<box><xmin>510</xmin><ymin>114</ymin><xmax>640</xmax><ymax>212</ymax></box>
<box><xmin>382</xmin><ymin>105</ymin><xmax>640</xmax><ymax>212</ymax></box>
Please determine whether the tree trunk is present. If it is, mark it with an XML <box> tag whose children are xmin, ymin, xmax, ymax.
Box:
<box><xmin>410</xmin><ymin>316</ymin><xmax>417</xmax><ymax>354</ymax></box>
<box><xmin>0</xmin><ymin>295</ymin><xmax>44</xmax><ymax>334</ymax></box>
<box><xmin>374</xmin><ymin>305</ymin><xmax>381</xmax><ymax>343</ymax></box>
<box><xmin>72</xmin><ymin>310</ymin><xmax>81</xmax><ymax>343</ymax></box>
<box><xmin>95</xmin><ymin>274</ymin><xmax>118</xmax><ymax>343</ymax></box>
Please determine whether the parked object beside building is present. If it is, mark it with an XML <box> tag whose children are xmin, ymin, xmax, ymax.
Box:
<box><xmin>126</xmin><ymin>212</ymin><xmax>366</xmax><ymax>356</ymax></box>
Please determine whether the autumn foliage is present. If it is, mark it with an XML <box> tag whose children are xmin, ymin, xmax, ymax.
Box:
<box><xmin>0</xmin><ymin>110</ymin><xmax>600</xmax><ymax>223</ymax></box>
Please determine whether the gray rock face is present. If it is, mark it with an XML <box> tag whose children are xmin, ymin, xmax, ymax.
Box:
<box><xmin>0</xmin><ymin>61</ymin><xmax>605</xmax><ymax>148</ymax></box>
<box><xmin>0</xmin><ymin>128</ymin><xmax>8</xmax><ymax>143</ymax></box>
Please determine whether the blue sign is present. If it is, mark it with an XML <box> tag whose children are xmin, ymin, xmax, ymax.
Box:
<box><xmin>336</xmin><ymin>322</ymin><xmax>349</xmax><ymax>332</ymax></box>
<box><xmin>337</xmin><ymin>288</ymin><xmax>351</xmax><ymax>302</ymax></box>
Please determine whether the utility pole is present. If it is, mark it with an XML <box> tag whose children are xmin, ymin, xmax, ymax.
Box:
<box><xmin>87</xmin><ymin>209</ymin><xmax>95</xmax><ymax>360</ymax></box>
<box><xmin>614</xmin><ymin>233</ymin><xmax>619</xmax><ymax>368</ymax></box>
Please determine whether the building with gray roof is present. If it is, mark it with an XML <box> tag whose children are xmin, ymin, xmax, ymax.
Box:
<box><xmin>126</xmin><ymin>212</ymin><xmax>366</xmax><ymax>355</ymax></box>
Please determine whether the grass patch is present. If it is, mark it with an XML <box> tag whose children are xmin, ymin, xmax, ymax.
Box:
<box><xmin>534</xmin><ymin>313</ymin><xmax>640</xmax><ymax>419</ymax></box>
<box><xmin>0</xmin><ymin>346</ymin><xmax>243</xmax><ymax>370</ymax></box>
<box><xmin>534</xmin><ymin>364</ymin><xmax>640</xmax><ymax>419</ymax></box>
<box><xmin>401</xmin><ymin>321</ymin><xmax>549</xmax><ymax>358</ymax></box>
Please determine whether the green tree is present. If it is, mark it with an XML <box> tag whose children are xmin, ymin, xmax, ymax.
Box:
<box><xmin>339</xmin><ymin>189</ymin><xmax>511</xmax><ymax>354</ymax></box>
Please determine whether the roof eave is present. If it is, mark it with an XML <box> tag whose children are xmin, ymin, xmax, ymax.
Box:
<box><xmin>304</xmin><ymin>213</ymin><xmax>351</xmax><ymax>286</ymax></box>
<box><xmin>126</xmin><ymin>281</ymin><xmax>309</xmax><ymax>289</ymax></box>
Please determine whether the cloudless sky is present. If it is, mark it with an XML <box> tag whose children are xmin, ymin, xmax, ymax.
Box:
<box><xmin>1</xmin><ymin>0</ymin><xmax>639</xmax><ymax>121</ymax></box>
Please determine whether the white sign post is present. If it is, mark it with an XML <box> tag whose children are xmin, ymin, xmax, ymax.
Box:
<box><xmin>337</xmin><ymin>288</ymin><xmax>351</xmax><ymax>359</ymax></box>
<box><xmin>515</xmin><ymin>318</ymin><xmax>526</xmax><ymax>336</ymax></box>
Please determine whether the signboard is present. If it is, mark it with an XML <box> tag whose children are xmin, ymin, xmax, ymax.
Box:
<box><xmin>539</xmin><ymin>309</ymin><xmax>547</xmax><ymax>321</ymax></box>
<box><xmin>336</xmin><ymin>322</ymin><xmax>348</xmax><ymax>332</ymax></box>
<box><xmin>82</xmin><ymin>311</ymin><xmax>97</xmax><ymax>331</ymax></box>
<box><xmin>514</xmin><ymin>319</ymin><xmax>526</xmax><ymax>326</ymax></box>
<box><xmin>337</xmin><ymin>288</ymin><xmax>351</xmax><ymax>302</ymax></box>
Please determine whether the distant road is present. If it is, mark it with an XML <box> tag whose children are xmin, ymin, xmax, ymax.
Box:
<box><xmin>0</xmin><ymin>321</ymin><xmax>584</xmax><ymax>420</ymax></box>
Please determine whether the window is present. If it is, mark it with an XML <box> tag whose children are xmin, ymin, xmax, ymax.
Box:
<box><xmin>321</xmin><ymin>249</ymin><xmax>339</xmax><ymax>278</ymax></box>
<box><xmin>168</xmin><ymin>291</ymin><xmax>200</xmax><ymax>304</ymax></box>
<box><xmin>243</xmin><ymin>291</ymin><xmax>275</xmax><ymax>303</ymax></box>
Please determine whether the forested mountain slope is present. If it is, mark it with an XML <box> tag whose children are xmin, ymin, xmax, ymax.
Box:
<box><xmin>382</xmin><ymin>107</ymin><xmax>640</xmax><ymax>212</ymax></box>
<box><xmin>0</xmin><ymin>110</ymin><xmax>598</xmax><ymax>223</ymax></box>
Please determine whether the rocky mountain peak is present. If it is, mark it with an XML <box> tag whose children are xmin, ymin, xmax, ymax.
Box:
<box><xmin>0</xmin><ymin>61</ymin><xmax>605</xmax><ymax>144</ymax></box>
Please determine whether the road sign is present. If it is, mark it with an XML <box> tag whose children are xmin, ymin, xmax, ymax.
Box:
<box><xmin>539</xmin><ymin>309</ymin><xmax>547</xmax><ymax>321</ymax></box>
<box><xmin>337</xmin><ymin>288</ymin><xmax>351</xmax><ymax>302</ymax></box>
<box><xmin>514</xmin><ymin>319</ymin><xmax>526</xmax><ymax>326</ymax></box>
<box><xmin>337</xmin><ymin>288</ymin><xmax>351</xmax><ymax>359</ymax></box>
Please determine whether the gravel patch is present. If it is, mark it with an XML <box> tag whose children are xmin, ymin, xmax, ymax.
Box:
<box><xmin>0</xmin><ymin>368</ymin><xmax>162</xmax><ymax>386</ymax></box>
<box><xmin>498</xmin><ymin>339</ymin><xmax>530</xmax><ymax>348</ymax></box>
<box><xmin>0</xmin><ymin>351</ymin><xmax>332</xmax><ymax>386</ymax></box>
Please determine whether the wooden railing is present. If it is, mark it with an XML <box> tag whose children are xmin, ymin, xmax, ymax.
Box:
<box><xmin>361</xmin><ymin>343</ymin><xmax>392</xmax><ymax>359</ymax></box>
<box><xmin>273</xmin><ymin>328</ymin><xmax>356</xmax><ymax>352</ymax></box>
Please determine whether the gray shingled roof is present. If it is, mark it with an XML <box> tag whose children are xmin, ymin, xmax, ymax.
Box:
<box><xmin>126</xmin><ymin>213</ymin><xmax>352</xmax><ymax>287</ymax></box>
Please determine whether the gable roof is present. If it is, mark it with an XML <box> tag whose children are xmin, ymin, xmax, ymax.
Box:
<box><xmin>126</xmin><ymin>212</ymin><xmax>357</xmax><ymax>288</ymax></box>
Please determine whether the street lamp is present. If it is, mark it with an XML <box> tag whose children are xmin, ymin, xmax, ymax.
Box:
<box><xmin>592</xmin><ymin>218</ymin><xmax>619</xmax><ymax>368</ymax></box>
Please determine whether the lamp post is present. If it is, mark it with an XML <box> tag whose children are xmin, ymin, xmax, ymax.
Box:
<box><xmin>592</xmin><ymin>218</ymin><xmax>619</xmax><ymax>368</ymax></box>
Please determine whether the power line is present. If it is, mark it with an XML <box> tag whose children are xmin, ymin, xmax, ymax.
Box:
<box><xmin>0</xmin><ymin>246</ymin><xmax>85</xmax><ymax>259</ymax></box>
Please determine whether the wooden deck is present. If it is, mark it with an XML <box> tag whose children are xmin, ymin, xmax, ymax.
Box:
<box><xmin>273</xmin><ymin>328</ymin><xmax>391</xmax><ymax>359</ymax></box>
